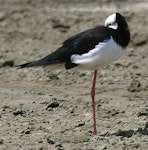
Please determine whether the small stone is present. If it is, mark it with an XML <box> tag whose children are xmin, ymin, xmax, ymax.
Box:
<box><xmin>137</xmin><ymin>124</ymin><xmax>148</xmax><ymax>135</ymax></box>
<box><xmin>37</xmin><ymin>92</ymin><xmax>45</xmax><ymax>95</ymax></box>
<box><xmin>133</xmin><ymin>143</ymin><xmax>140</xmax><ymax>148</ymax></box>
<box><xmin>128</xmin><ymin>79</ymin><xmax>141</xmax><ymax>92</ymax></box>
<box><xmin>0</xmin><ymin>138</ymin><xmax>3</xmax><ymax>144</ymax></box>
<box><xmin>55</xmin><ymin>143</ymin><xmax>62</xmax><ymax>148</ymax></box>
<box><xmin>49</xmin><ymin>74</ymin><xmax>59</xmax><ymax>80</ymax></box>
<box><xmin>13</xmin><ymin>110</ymin><xmax>25</xmax><ymax>116</ymax></box>
<box><xmin>68</xmin><ymin>107</ymin><xmax>74</xmax><ymax>113</ymax></box>
<box><xmin>38</xmin><ymin>140</ymin><xmax>43</xmax><ymax>143</ymax></box>
<box><xmin>100</xmin><ymin>131</ymin><xmax>109</xmax><ymax>136</ymax></box>
<box><xmin>1</xmin><ymin>60</ymin><xmax>14</xmax><ymax>67</ymax></box>
<box><xmin>107</xmin><ymin>109</ymin><xmax>119</xmax><ymax>116</ymax></box>
<box><xmin>46</xmin><ymin>101</ymin><xmax>59</xmax><ymax>109</ymax></box>
<box><xmin>47</xmin><ymin>137</ymin><xmax>55</xmax><ymax>144</ymax></box>
<box><xmin>144</xmin><ymin>122</ymin><xmax>148</xmax><ymax>130</ymax></box>
<box><xmin>24</xmin><ymin>130</ymin><xmax>31</xmax><ymax>134</ymax></box>
<box><xmin>76</xmin><ymin>121</ymin><xmax>85</xmax><ymax>127</ymax></box>
<box><xmin>137</xmin><ymin>109</ymin><xmax>148</xmax><ymax>117</ymax></box>
<box><xmin>112</xmin><ymin>129</ymin><xmax>134</xmax><ymax>138</ymax></box>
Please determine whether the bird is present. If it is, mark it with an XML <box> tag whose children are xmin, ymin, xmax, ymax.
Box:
<box><xmin>18</xmin><ymin>12</ymin><xmax>130</xmax><ymax>135</ymax></box>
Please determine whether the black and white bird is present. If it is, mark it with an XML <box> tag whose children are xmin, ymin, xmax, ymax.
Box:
<box><xmin>18</xmin><ymin>13</ymin><xmax>130</xmax><ymax>135</ymax></box>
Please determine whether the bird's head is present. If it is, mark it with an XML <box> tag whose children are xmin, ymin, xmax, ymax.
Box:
<box><xmin>105</xmin><ymin>13</ymin><xmax>128</xmax><ymax>31</ymax></box>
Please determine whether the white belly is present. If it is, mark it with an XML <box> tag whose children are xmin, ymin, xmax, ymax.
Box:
<box><xmin>71</xmin><ymin>37</ymin><xmax>126</xmax><ymax>70</ymax></box>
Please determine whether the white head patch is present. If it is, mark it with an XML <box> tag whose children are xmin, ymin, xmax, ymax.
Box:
<box><xmin>105</xmin><ymin>13</ymin><xmax>118</xmax><ymax>30</ymax></box>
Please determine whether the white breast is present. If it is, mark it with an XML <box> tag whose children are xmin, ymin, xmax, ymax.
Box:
<box><xmin>71</xmin><ymin>37</ymin><xmax>126</xmax><ymax>70</ymax></box>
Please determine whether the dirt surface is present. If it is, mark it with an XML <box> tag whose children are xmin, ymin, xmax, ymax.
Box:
<box><xmin>0</xmin><ymin>0</ymin><xmax>148</xmax><ymax>150</ymax></box>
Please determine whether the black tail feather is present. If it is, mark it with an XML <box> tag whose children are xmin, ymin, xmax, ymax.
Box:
<box><xmin>17</xmin><ymin>59</ymin><xmax>62</xmax><ymax>69</ymax></box>
<box><xmin>17</xmin><ymin>62</ymin><xmax>35</xmax><ymax>69</ymax></box>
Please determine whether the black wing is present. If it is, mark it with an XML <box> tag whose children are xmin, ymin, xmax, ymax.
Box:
<box><xmin>18</xmin><ymin>26</ymin><xmax>112</xmax><ymax>69</ymax></box>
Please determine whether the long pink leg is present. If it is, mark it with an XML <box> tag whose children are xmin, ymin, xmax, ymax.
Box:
<box><xmin>91</xmin><ymin>70</ymin><xmax>97</xmax><ymax>135</ymax></box>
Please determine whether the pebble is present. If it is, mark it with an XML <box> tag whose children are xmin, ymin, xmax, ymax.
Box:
<box><xmin>128</xmin><ymin>79</ymin><xmax>141</xmax><ymax>92</ymax></box>
<box><xmin>46</xmin><ymin>101</ymin><xmax>59</xmax><ymax>109</ymax></box>
<box><xmin>24</xmin><ymin>130</ymin><xmax>31</xmax><ymax>134</ymax></box>
<box><xmin>13</xmin><ymin>110</ymin><xmax>25</xmax><ymax>116</ymax></box>
<box><xmin>55</xmin><ymin>143</ymin><xmax>62</xmax><ymax>148</ymax></box>
<box><xmin>68</xmin><ymin>107</ymin><xmax>74</xmax><ymax>113</ymax></box>
<box><xmin>137</xmin><ymin>109</ymin><xmax>148</xmax><ymax>117</ymax></box>
<box><xmin>0</xmin><ymin>60</ymin><xmax>14</xmax><ymax>67</ymax></box>
<box><xmin>47</xmin><ymin>137</ymin><xmax>55</xmax><ymax>144</ymax></box>
<box><xmin>76</xmin><ymin>121</ymin><xmax>85</xmax><ymax>127</ymax></box>
<box><xmin>112</xmin><ymin>129</ymin><xmax>134</xmax><ymax>138</ymax></box>
<box><xmin>0</xmin><ymin>138</ymin><xmax>3</xmax><ymax>144</ymax></box>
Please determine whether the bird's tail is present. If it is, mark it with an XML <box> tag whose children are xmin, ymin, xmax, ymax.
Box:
<box><xmin>17</xmin><ymin>47</ymin><xmax>64</xmax><ymax>68</ymax></box>
<box><xmin>17</xmin><ymin>60</ymin><xmax>59</xmax><ymax>69</ymax></box>
<box><xmin>17</xmin><ymin>60</ymin><xmax>51</xmax><ymax>68</ymax></box>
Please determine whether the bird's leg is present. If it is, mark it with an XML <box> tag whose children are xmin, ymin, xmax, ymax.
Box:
<box><xmin>91</xmin><ymin>70</ymin><xmax>97</xmax><ymax>135</ymax></box>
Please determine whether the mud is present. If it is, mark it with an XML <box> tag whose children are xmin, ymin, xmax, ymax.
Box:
<box><xmin>0</xmin><ymin>0</ymin><xmax>148</xmax><ymax>150</ymax></box>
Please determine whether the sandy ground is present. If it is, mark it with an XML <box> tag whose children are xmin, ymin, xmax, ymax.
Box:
<box><xmin>0</xmin><ymin>0</ymin><xmax>148</xmax><ymax>150</ymax></box>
